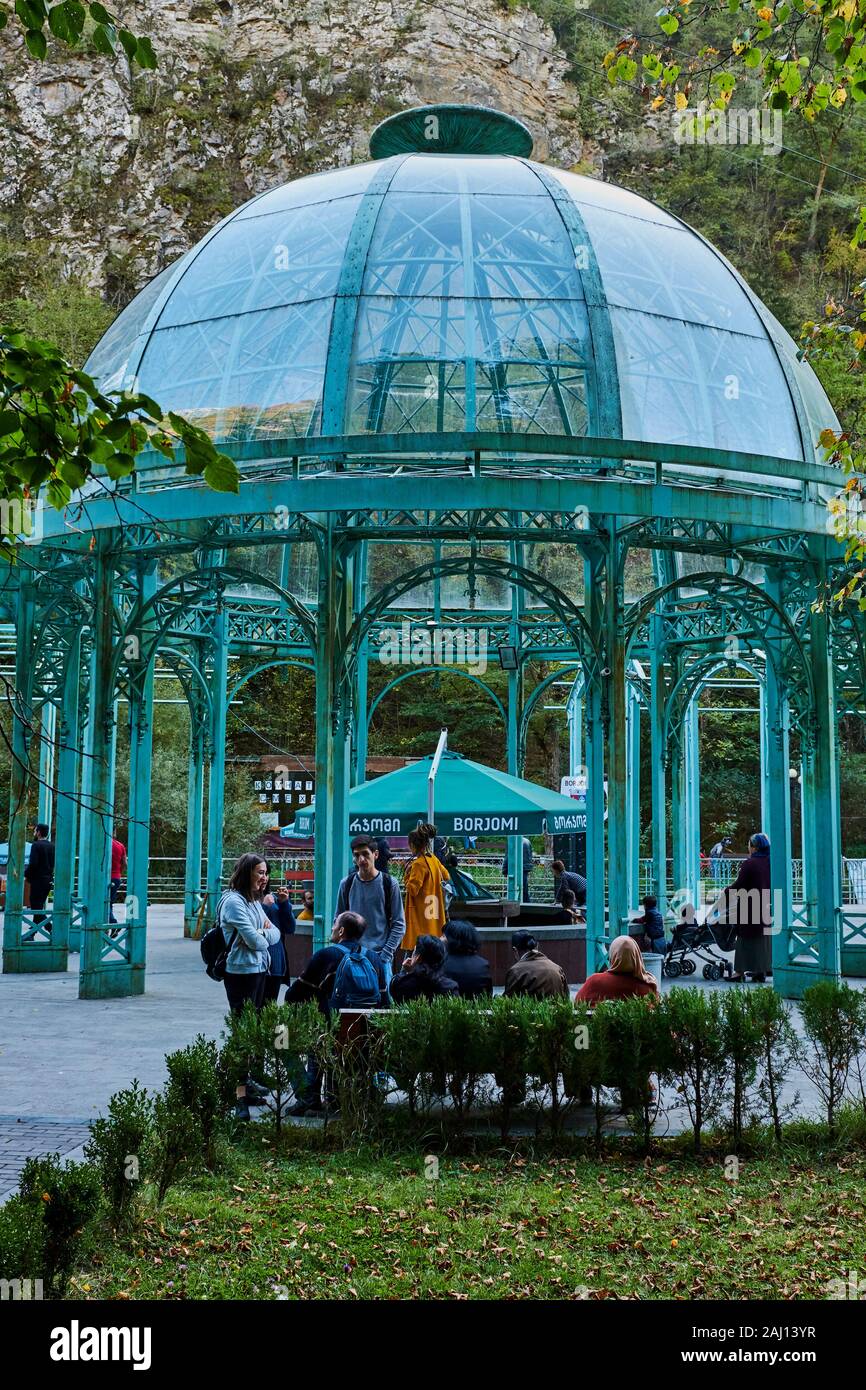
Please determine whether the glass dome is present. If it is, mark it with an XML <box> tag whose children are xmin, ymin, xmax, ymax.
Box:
<box><xmin>86</xmin><ymin>105</ymin><xmax>837</xmax><ymax>466</ymax></box>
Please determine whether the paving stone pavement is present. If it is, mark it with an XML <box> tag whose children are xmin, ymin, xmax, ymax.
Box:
<box><xmin>0</xmin><ymin>1116</ymin><xmax>91</xmax><ymax>1200</ymax></box>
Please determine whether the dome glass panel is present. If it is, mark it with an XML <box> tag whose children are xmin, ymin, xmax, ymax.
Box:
<box><xmin>84</xmin><ymin>116</ymin><xmax>838</xmax><ymax>464</ymax></box>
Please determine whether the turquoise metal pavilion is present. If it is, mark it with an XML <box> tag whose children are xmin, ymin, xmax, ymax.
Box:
<box><xmin>1</xmin><ymin>103</ymin><xmax>860</xmax><ymax>998</ymax></box>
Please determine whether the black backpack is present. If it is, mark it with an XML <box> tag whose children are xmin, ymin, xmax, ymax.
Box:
<box><xmin>200</xmin><ymin>908</ymin><xmax>237</xmax><ymax>982</ymax></box>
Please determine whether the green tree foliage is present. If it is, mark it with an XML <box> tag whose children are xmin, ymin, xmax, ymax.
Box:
<box><xmin>0</xmin><ymin>3</ymin><xmax>240</xmax><ymax>530</ymax></box>
<box><xmin>0</xmin><ymin>0</ymin><xmax>156</xmax><ymax>67</ymax></box>
<box><xmin>0</xmin><ymin>239</ymin><xmax>114</xmax><ymax>366</ymax></box>
<box><xmin>576</xmin><ymin>0</ymin><xmax>866</xmax><ymax>594</ymax></box>
<box><xmin>0</xmin><ymin>330</ymin><xmax>239</xmax><ymax>533</ymax></box>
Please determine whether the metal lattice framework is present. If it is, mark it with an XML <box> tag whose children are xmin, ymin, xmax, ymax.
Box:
<box><xmin>2</xmin><ymin>104</ymin><xmax>863</xmax><ymax>999</ymax></box>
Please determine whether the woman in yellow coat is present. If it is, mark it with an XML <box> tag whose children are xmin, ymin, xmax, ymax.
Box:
<box><xmin>401</xmin><ymin>823</ymin><xmax>451</xmax><ymax>951</ymax></box>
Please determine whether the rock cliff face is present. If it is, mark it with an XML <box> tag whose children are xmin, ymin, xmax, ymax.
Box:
<box><xmin>0</xmin><ymin>0</ymin><xmax>582</xmax><ymax>300</ymax></box>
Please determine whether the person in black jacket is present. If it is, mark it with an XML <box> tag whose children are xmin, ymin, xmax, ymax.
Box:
<box><xmin>711</xmin><ymin>832</ymin><xmax>773</xmax><ymax>982</ymax></box>
<box><xmin>285</xmin><ymin>911</ymin><xmax>386</xmax><ymax>1115</ymax></box>
<box><xmin>390</xmin><ymin>934</ymin><xmax>459</xmax><ymax>1003</ymax></box>
<box><xmin>261</xmin><ymin>867</ymin><xmax>297</xmax><ymax>1001</ymax></box>
<box><xmin>551</xmin><ymin>859</ymin><xmax>587</xmax><ymax>908</ymax></box>
<box><xmin>25</xmin><ymin>823</ymin><xmax>55</xmax><ymax>927</ymax></box>
<box><xmin>442</xmin><ymin>919</ymin><xmax>493</xmax><ymax>998</ymax></box>
<box><xmin>630</xmin><ymin>895</ymin><xmax>666</xmax><ymax>955</ymax></box>
<box><xmin>551</xmin><ymin>888</ymin><xmax>585</xmax><ymax>925</ymax></box>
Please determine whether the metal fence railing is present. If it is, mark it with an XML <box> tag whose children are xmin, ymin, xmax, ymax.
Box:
<box><xmin>139</xmin><ymin>854</ymin><xmax>863</xmax><ymax>906</ymax></box>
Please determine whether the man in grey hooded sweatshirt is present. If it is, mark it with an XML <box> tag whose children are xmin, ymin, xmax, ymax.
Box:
<box><xmin>335</xmin><ymin>835</ymin><xmax>406</xmax><ymax>990</ymax></box>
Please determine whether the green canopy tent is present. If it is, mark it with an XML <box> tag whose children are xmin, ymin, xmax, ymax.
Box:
<box><xmin>280</xmin><ymin>750</ymin><xmax>586</xmax><ymax>838</ymax></box>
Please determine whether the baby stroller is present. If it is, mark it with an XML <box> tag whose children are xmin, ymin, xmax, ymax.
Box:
<box><xmin>662</xmin><ymin>910</ymin><xmax>736</xmax><ymax>981</ymax></box>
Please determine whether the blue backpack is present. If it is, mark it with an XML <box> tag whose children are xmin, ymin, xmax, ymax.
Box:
<box><xmin>331</xmin><ymin>944</ymin><xmax>381</xmax><ymax>1010</ymax></box>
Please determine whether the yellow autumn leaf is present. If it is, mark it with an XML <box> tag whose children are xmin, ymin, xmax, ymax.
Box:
<box><xmin>854</xmin><ymin>331</ymin><xmax>866</xmax><ymax>352</ymax></box>
<box><xmin>675</xmin><ymin>91</ymin><xmax>688</xmax><ymax>110</ymax></box>
<box><xmin>837</xmin><ymin>0</ymin><xmax>856</xmax><ymax>20</ymax></box>
<box><xmin>757</xmin><ymin>6</ymin><xmax>774</xmax><ymax>19</ymax></box>
<box><xmin>651</xmin><ymin>95</ymin><xmax>666</xmax><ymax>110</ymax></box>
<box><xmin>732</xmin><ymin>39</ymin><xmax>745</xmax><ymax>55</ymax></box>
<box><xmin>831</xmin><ymin>86</ymin><xmax>848</xmax><ymax>106</ymax></box>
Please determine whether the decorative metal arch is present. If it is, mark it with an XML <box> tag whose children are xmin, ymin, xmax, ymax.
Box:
<box><xmin>367</xmin><ymin>665</ymin><xmax>507</xmax><ymax>730</ymax></box>
<box><xmin>626</xmin><ymin>570</ymin><xmax>814</xmax><ymax>728</ymax></box>
<box><xmin>342</xmin><ymin>553</ymin><xmax>598</xmax><ymax>681</ymax></box>
<box><xmin>518</xmin><ymin>662</ymin><xmax>585</xmax><ymax>770</ymax></box>
<box><xmin>664</xmin><ymin>652</ymin><xmax>765</xmax><ymax>751</ymax></box>
<box><xmin>227</xmin><ymin>656</ymin><xmax>316</xmax><ymax>706</ymax></box>
<box><xmin>111</xmin><ymin>563</ymin><xmax>317</xmax><ymax>697</ymax></box>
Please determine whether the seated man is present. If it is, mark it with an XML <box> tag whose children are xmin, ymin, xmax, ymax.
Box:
<box><xmin>630</xmin><ymin>895</ymin><xmax>666</xmax><ymax>954</ymax></box>
<box><xmin>504</xmin><ymin>930</ymin><xmax>569</xmax><ymax>998</ymax></box>
<box><xmin>285</xmin><ymin>910</ymin><xmax>386</xmax><ymax>1115</ymax></box>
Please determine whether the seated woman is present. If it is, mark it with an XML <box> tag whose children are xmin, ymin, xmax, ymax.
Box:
<box><xmin>442</xmin><ymin>919</ymin><xmax>493</xmax><ymax>998</ymax></box>
<box><xmin>390</xmin><ymin>934</ymin><xmax>459</xmax><ymax>1003</ymax></box>
<box><xmin>576</xmin><ymin>935</ymin><xmax>659</xmax><ymax>1005</ymax></box>
<box><xmin>575</xmin><ymin>936</ymin><xmax>659</xmax><ymax>1112</ymax></box>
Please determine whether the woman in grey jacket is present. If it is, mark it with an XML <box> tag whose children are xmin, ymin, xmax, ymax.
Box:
<box><xmin>220</xmin><ymin>853</ymin><xmax>282</xmax><ymax>1120</ymax></box>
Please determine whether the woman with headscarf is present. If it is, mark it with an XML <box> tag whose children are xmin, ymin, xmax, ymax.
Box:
<box><xmin>712</xmin><ymin>832</ymin><xmax>773</xmax><ymax>983</ymax></box>
<box><xmin>576</xmin><ymin>934</ymin><xmax>659</xmax><ymax>1004</ymax></box>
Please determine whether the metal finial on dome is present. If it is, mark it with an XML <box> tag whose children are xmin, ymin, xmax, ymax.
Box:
<box><xmin>369</xmin><ymin>103</ymin><xmax>534</xmax><ymax>159</ymax></box>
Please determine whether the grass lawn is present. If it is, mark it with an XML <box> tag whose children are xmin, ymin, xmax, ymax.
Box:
<box><xmin>77</xmin><ymin>1137</ymin><xmax>866</xmax><ymax>1300</ymax></box>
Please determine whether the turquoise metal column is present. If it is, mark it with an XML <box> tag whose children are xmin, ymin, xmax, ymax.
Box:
<box><xmin>683</xmin><ymin>698</ymin><xmax>701</xmax><ymax>906</ymax></box>
<box><xmin>799</xmin><ymin>768</ymin><xmax>809</xmax><ymax>905</ymax></box>
<box><xmin>764</xmin><ymin>648</ymin><xmax>794</xmax><ymax>987</ymax></box>
<box><xmin>670</xmin><ymin>665</ymin><xmax>699</xmax><ymax>907</ymax></box>
<box><xmin>313</xmin><ymin>522</ymin><xmax>352</xmax><ymax>949</ymax></box>
<box><xmin>626</xmin><ymin>681</ymin><xmax>641</xmax><ymax>909</ymax></box>
<box><xmin>2</xmin><ymin>583</ymin><xmax>59</xmax><ymax>970</ymax></box>
<box><xmin>50</xmin><ymin>633</ymin><xmax>82</xmax><ymax>963</ymax></box>
<box><xmin>125</xmin><ymin>562</ymin><xmax>157</xmax><ymax>991</ymax></box>
<box><xmin>584</xmin><ymin>554</ymin><xmax>606</xmax><ymax>969</ymax></box>
<box><xmin>759</xmin><ymin>681</ymin><xmax>770</xmax><ymax>831</ymax></box>
<box><xmin>670</xmin><ymin>718</ymin><xmax>684</xmax><ymax>899</ymax></box>
<box><xmin>75</xmin><ymin>700</ymin><xmax>91</xmax><ymax>917</ymax></box>
<box><xmin>352</xmin><ymin>540</ymin><xmax>369</xmax><ymax>787</ymax></box>
<box><xmin>70</xmin><ymin>683</ymin><xmax>88</xmax><ymax>954</ymax></box>
<box><xmin>79</xmin><ymin>539</ymin><xmax>129</xmax><ymax>997</ymax></box>
<box><xmin>567</xmin><ymin>682</ymin><xmax>583</xmax><ymax>777</ymax></box>
<box><xmin>506</xmin><ymin>535</ymin><xmax>523</xmax><ymax>901</ymax></box>
<box><xmin>649</xmin><ymin>614</ymin><xmax>668</xmax><ymax>914</ymax></box>
<box><xmin>205</xmin><ymin>609</ymin><xmax>229</xmax><ymax>919</ymax></box>
<box><xmin>798</xmin><ymin>551</ymin><xmax>841</xmax><ymax>988</ymax></box>
<box><xmin>606</xmin><ymin>529</ymin><xmax>629</xmax><ymax>938</ymax></box>
<box><xmin>184</xmin><ymin>689</ymin><xmax>206</xmax><ymax>937</ymax></box>
<box><xmin>37</xmin><ymin>702</ymin><xmax>56</xmax><ymax>829</ymax></box>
